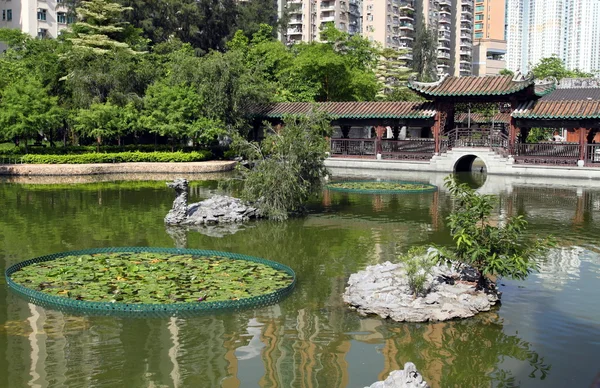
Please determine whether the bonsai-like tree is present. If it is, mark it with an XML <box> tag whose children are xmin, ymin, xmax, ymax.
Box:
<box><xmin>435</xmin><ymin>176</ymin><xmax>553</xmax><ymax>289</ymax></box>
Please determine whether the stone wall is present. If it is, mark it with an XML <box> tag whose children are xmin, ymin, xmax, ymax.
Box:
<box><xmin>0</xmin><ymin>161</ymin><xmax>237</xmax><ymax>176</ymax></box>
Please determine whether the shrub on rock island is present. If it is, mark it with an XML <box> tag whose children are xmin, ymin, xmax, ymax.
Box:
<box><xmin>433</xmin><ymin>176</ymin><xmax>554</xmax><ymax>289</ymax></box>
<box><xmin>230</xmin><ymin>110</ymin><xmax>332</xmax><ymax>221</ymax></box>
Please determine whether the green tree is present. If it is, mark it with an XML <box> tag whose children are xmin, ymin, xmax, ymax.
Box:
<box><xmin>0</xmin><ymin>76</ymin><xmax>62</xmax><ymax>149</ymax></box>
<box><xmin>526</xmin><ymin>127</ymin><xmax>553</xmax><ymax>143</ymax></box>
<box><xmin>499</xmin><ymin>69</ymin><xmax>514</xmax><ymax>76</ymax></box>
<box><xmin>434</xmin><ymin>177</ymin><xmax>553</xmax><ymax>289</ymax></box>
<box><xmin>231</xmin><ymin>110</ymin><xmax>332</xmax><ymax>221</ymax></box>
<box><xmin>376</xmin><ymin>48</ymin><xmax>423</xmax><ymax>101</ymax></box>
<box><xmin>234</xmin><ymin>0</ymin><xmax>279</xmax><ymax>38</ymax></box>
<box><xmin>412</xmin><ymin>23</ymin><xmax>438</xmax><ymax>82</ymax></box>
<box><xmin>531</xmin><ymin>55</ymin><xmax>593</xmax><ymax>80</ymax></box>
<box><xmin>118</xmin><ymin>0</ymin><xmax>238</xmax><ymax>52</ymax></box>
<box><xmin>68</xmin><ymin>0</ymin><xmax>142</xmax><ymax>54</ymax></box>
<box><xmin>73</xmin><ymin>102</ymin><xmax>123</xmax><ymax>150</ymax></box>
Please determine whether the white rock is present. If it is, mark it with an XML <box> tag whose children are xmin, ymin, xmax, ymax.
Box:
<box><xmin>343</xmin><ymin>262</ymin><xmax>500</xmax><ymax>323</ymax></box>
<box><xmin>366</xmin><ymin>362</ymin><xmax>429</xmax><ymax>388</ymax></box>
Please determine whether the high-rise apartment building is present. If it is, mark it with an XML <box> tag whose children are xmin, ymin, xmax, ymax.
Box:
<box><xmin>527</xmin><ymin>0</ymin><xmax>565</xmax><ymax>68</ymax></box>
<box><xmin>362</xmin><ymin>0</ymin><xmax>415</xmax><ymax>64</ymax></box>
<box><xmin>282</xmin><ymin>0</ymin><xmax>362</xmax><ymax>45</ymax></box>
<box><xmin>471</xmin><ymin>0</ymin><xmax>507</xmax><ymax>75</ymax></box>
<box><xmin>564</xmin><ymin>0</ymin><xmax>600</xmax><ymax>73</ymax></box>
<box><xmin>0</xmin><ymin>0</ymin><xmax>71</xmax><ymax>45</ymax></box>
<box><xmin>505</xmin><ymin>0</ymin><xmax>526</xmax><ymax>71</ymax></box>
<box><xmin>506</xmin><ymin>0</ymin><xmax>600</xmax><ymax>74</ymax></box>
<box><xmin>415</xmin><ymin>0</ymin><xmax>474</xmax><ymax>77</ymax></box>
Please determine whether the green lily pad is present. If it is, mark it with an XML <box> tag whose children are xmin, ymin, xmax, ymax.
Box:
<box><xmin>326</xmin><ymin>181</ymin><xmax>437</xmax><ymax>194</ymax></box>
<box><xmin>9</xmin><ymin>252</ymin><xmax>294</xmax><ymax>304</ymax></box>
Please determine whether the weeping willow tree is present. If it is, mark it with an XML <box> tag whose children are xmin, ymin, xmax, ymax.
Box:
<box><xmin>412</xmin><ymin>22</ymin><xmax>438</xmax><ymax>82</ymax></box>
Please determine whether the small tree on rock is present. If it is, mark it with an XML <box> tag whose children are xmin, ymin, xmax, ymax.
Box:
<box><xmin>435</xmin><ymin>176</ymin><xmax>553</xmax><ymax>289</ymax></box>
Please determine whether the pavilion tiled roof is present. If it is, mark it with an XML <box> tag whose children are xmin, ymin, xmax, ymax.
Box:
<box><xmin>407</xmin><ymin>74</ymin><xmax>535</xmax><ymax>97</ymax></box>
<box><xmin>253</xmin><ymin>101</ymin><xmax>437</xmax><ymax>119</ymax></box>
<box><xmin>540</xmin><ymin>88</ymin><xmax>600</xmax><ymax>101</ymax></box>
<box><xmin>512</xmin><ymin>100</ymin><xmax>600</xmax><ymax>119</ymax></box>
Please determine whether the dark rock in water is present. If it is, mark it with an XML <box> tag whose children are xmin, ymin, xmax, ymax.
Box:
<box><xmin>366</xmin><ymin>362</ymin><xmax>429</xmax><ymax>388</ymax></box>
<box><xmin>165</xmin><ymin>178</ymin><xmax>262</xmax><ymax>227</ymax></box>
<box><xmin>459</xmin><ymin>266</ymin><xmax>480</xmax><ymax>282</ymax></box>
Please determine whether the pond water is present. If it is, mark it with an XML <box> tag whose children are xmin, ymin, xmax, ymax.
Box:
<box><xmin>1</xmin><ymin>171</ymin><xmax>600</xmax><ymax>388</ymax></box>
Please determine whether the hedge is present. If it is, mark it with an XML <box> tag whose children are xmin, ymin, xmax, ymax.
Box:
<box><xmin>0</xmin><ymin>144</ymin><xmax>205</xmax><ymax>156</ymax></box>
<box><xmin>19</xmin><ymin>151</ymin><xmax>212</xmax><ymax>164</ymax></box>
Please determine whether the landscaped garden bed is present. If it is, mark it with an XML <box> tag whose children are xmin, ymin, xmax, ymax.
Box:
<box><xmin>5</xmin><ymin>248</ymin><xmax>295</xmax><ymax>316</ymax></box>
<box><xmin>326</xmin><ymin>181</ymin><xmax>437</xmax><ymax>194</ymax></box>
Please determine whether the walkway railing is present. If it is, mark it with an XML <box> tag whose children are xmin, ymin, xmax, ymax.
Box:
<box><xmin>444</xmin><ymin>128</ymin><xmax>509</xmax><ymax>149</ymax></box>
<box><xmin>380</xmin><ymin>139</ymin><xmax>435</xmax><ymax>160</ymax></box>
<box><xmin>514</xmin><ymin>143</ymin><xmax>579</xmax><ymax>165</ymax></box>
<box><xmin>329</xmin><ymin>138</ymin><xmax>435</xmax><ymax>160</ymax></box>
<box><xmin>330</xmin><ymin>139</ymin><xmax>377</xmax><ymax>158</ymax></box>
<box><xmin>443</xmin><ymin>128</ymin><xmax>510</xmax><ymax>156</ymax></box>
<box><xmin>586</xmin><ymin>145</ymin><xmax>600</xmax><ymax>165</ymax></box>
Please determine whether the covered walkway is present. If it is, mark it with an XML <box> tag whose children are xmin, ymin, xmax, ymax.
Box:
<box><xmin>254</xmin><ymin>73</ymin><xmax>600</xmax><ymax>169</ymax></box>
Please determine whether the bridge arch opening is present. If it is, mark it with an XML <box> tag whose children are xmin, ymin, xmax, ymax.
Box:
<box><xmin>454</xmin><ymin>155</ymin><xmax>487</xmax><ymax>173</ymax></box>
<box><xmin>454</xmin><ymin>155</ymin><xmax>487</xmax><ymax>189</ymax></box>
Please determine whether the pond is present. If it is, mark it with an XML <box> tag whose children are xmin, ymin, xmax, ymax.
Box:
<box><xmin>1</xmin><ymin>171</ymin><xmax>599</xmax><ymax>387</ymax></box>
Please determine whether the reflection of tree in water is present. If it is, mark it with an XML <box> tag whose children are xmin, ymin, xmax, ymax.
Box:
<box><xmin>375</xmin><ymin>313</ymin><xmax>550</xmax><ymax>388</ymax></box>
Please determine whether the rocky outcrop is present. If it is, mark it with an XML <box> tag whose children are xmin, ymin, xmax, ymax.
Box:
<box><xmin>344</xmin><ymin>261</ymin><xmax>500</xmax><ymax>322</ymax></box>
<box><xmin>366</xmin><ymin>363</ymin><xmax>429</xmax><ymax>388</ymax></box>
<box><xmin>165</xmin><ymin>178</ymin><xmax>261</xmax><ymax>226</ymax></box>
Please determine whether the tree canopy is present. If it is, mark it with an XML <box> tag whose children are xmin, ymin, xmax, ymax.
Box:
<box><xmin>0</xmin><ymin>9</ymin><xmax>386</xmax><ymax>148</ymax></box>
<box><xmin>531</xmin><ymin>56</ymin><xmax>593</xmax><ymax>80</ymax></box>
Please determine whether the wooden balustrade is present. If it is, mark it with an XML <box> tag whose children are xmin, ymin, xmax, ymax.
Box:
<box><xmin>513</xmin><ymin>142</ymin><xmax>580</xmax><ymax>166</ymax></box>
<box><xmin>330</xmin><ymin>139</ymin><xmax>377</xmax><ymax>158</ymax></box>
<box><xmin>329</xmin><ymin>138</ymin><xmax>435</xmax><ymax>160</ymax></box>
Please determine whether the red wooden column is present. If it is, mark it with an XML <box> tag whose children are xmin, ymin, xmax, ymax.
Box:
<box><xmin>508</xmin><ymin>99</ymin><xmax>519</xmax><ymax>154</ymax></box>
<box><xmin>578</xmin><ymin>127</ymin><xmax>588</xmax><ymax>162</ymax></box>
<box><xmin>508</xmin><ymin>117</ymin><xmax>519</xmax><ymax>155</ymax></box>
<box><xmin>375</xmin><ymin>125</ymin><xmax>386</xmax><ymax>155</ymax></box>
<box><xmin>432</xmin><ymin>112</ymin><xmax>441</xmax><ymax>154</ymax></box>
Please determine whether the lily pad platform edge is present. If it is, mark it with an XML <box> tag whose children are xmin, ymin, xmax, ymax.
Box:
<box><xmin>326</xmin><ymin>180</ymin><xmax>438</xmax><ymax>194</ymax></box>
<box><xmin>5</xmin><ymin>247</ymin><xmax>296</xmax><ymax>318</ymax></box>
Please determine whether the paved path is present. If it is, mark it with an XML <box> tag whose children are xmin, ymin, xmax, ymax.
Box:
<box><xmin>0</xmin><ymin>161</ymin><xmax>237</xmax><ymax>176</ymax></box>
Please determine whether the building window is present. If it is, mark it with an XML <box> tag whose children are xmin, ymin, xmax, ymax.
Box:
<box><xmin>57</xmin><ymin>12</ymin><xmax>66</xmax><ymax>24</ymax></box>
<box><xmin>475</xmin><ymin>14</ymin><xmax>484</xmax><ymax>21</ymax></box>
<box><xmin>67</xmin><ymin>15</ymin><xmax>76</xmax><ymax>24</ymax></box>
<box><xmin>475</xmin><ymin>32</ymin><xmax>483</xmax><ymax>39</ymax></box>
<box><xmin>475</xmin><ymin>23</ymin><xmax>484</xmax><ymax>30</ymax></box>
<box><xmin>37</xmin><ymin>8</ymin><xmax>47</xmax><ymax>21</ymax></box>
<box><xmin>38</xmin><ymin>28</ymin><xmax>47</xmax><ymax>39</ymax></box>
<box><xmin>2</xmin><ymin>10</ymin><xmax>5</xmax><ymax>21</ymax></box>
<box><xmin>6</xmin><ymin>9</ymin><xmax>11</xmax><ymax>21</ymax></box>
<box><xmin>476</xmin><ymin>5</ymin><xmax>485</xmax><ymax>12</ymax></box>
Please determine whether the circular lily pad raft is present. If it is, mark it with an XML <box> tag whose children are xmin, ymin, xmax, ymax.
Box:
<box><xmin>5</xmin><ymin>247</ymin><xmax>295</xmax><ymax>317</ymax></box>
<box><xmin>326</xmin><ymin>181</ymin><xmax>437</xmax><ymax>194</ymax></box>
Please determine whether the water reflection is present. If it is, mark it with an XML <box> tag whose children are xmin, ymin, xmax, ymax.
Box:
<box><xmin>2</xmin><ymin>304</ymin><xmax>550</xmax><ymax>388</ymax></box>
<box><xmin>1</xmin><ymin>173</ymin><xmax>600</xmax><ymax>387</ymax></box>
<box><xmin>454</xmin><ymin>170</ymin><xmax>487</xmax><ymax>190</ymax></box>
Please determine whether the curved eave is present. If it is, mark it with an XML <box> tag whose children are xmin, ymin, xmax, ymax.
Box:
<box><xmin>514</xmin><ymin>114</ymin><xmax>600</xmax><ymax>119</ymax></box>
<box><xmin>261</xmin><ymin>113</ymin><xmax>436</xmax><ymax>119</ymax></box>
<box><xmin>407</xmin><ymin>74</ymin><xmax>536</xmax><ymax>98</ymax></box>
<box><xmin>406</xmin><ymin>87</ymin><xmax>532</xmax><ymax>97</ymax></box>
<box><xmin>534</xmin><ymin>84</ymin><xmax>557</xmax><ymax>97</ymax></box>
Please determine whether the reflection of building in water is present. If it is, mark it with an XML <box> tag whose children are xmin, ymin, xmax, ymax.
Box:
<box><xmin>257</xmin><ymin>276</ymin><xmax>351</xmax><ymax>387</ymax></box>
<box><xmin>536</xmin><ymin>247</ymin><xmax>584</xmax><ymax>291</ymax></box>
